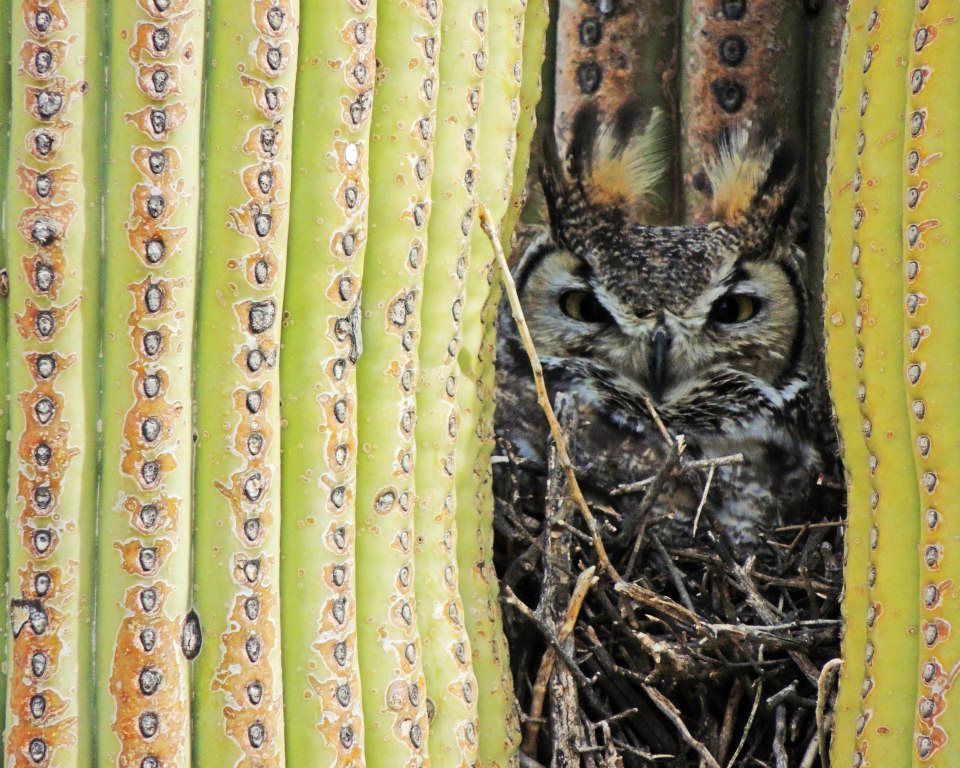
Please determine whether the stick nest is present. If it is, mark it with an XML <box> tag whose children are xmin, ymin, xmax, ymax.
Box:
<box><xmin>493</xmin><ymin>396</ymin><xmax>844</xmax><ymax>768</ymax></box>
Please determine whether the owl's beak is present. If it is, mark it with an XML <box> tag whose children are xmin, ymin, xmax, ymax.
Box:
<box><xmin>649</xmin><ymin>323</ymin><xmax>671</xmax><ymax>403</ymax></box>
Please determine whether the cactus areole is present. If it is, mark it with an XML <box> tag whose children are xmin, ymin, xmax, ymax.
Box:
<box><xmin>0</xmin><ymin>0</ymin><xmax>548</xmax><ymax>765</ymax></box>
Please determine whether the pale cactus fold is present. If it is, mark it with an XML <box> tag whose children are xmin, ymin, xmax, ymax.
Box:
<box><xmin>0</xmin><ymin>0</ymin><xmax>548</xmax><ymax>766</ymax></box>
<box><xmin>826</xmin><ymin>0</ymin><xmax>960</xmax><ymax>765</ymax></box>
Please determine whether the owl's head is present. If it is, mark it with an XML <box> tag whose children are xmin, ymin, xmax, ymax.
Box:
<box><xmin>517</xmin><ymin>101</ymin><xmax>805</xmax><ymax>408</ymax></box>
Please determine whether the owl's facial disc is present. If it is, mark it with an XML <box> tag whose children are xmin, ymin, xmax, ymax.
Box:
<box><xmin>518</xmin><ymin>244</ymin><xmax>803</xmax><ymax>406</ymax></box>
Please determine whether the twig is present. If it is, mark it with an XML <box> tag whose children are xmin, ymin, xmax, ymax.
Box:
<box><xmin>726</xmin><ymin>679</ymin><xmax>763</xmax><ymax>768</ymax></box>
<box><xmin>817</xmin><ymin>658</ymin><xmax>842</xmax><ymax>768</ymax></box>
<box><xmin>641</xmin><ymin>684</ymin><xmax>722</xmax><ymax>768</ymax></box>
<box><xmin>523</xmin><ymin>567</ymin><xmax>598</xmax><ymax>754</ymax></box>
<box><xmin>692</xmin><ymin>462</ymin><xmax>717</xmax><ymax>536</ymax></box>
<box><xmin>613</xmin><ymin>453</ymin><xmax>744</xmax><ymax>496</ymax></box>
<box><xmin>773</xmin><ymin>705</ymin><xmax>788</xmax><ymax>768</ymax></box>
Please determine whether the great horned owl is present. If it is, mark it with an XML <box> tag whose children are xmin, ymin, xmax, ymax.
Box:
<box><xmin>495</xmin><ymin>102</ymin><xmax>831</xmax><ymax>546</ymax></box>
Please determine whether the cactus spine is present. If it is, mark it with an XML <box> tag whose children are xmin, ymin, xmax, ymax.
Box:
<box><xmin>455</xmin><ymin>2</ymin><xmax>528</xmax><ymax>765</ymax></box>
<box><xmin>352</xmin><ymin>1</ymin><xmax>438</xmax><ymax>763</ymax></box>
<box><xmin>413</xmin><ymin>1</ymin><xmax>485</xmax><ymax>764</ymax></box>
<box><xmin>192</xmin><ymin>0</ymin><xmax>299</xmax><ymax>764</ymax></box>
<box><xmin>279</xmin><ymin>1</ymin><xmax>374</xmax><ymax>765</ymax></box>
<box><xmin>95</xmin><ymin>0</ymin><xmax>205</xmax><ymax>764</ymax></box>
<box><xmin>3</xmin><ymin>0</ymin><xmax>99</xmax><ymax>764</ymax></box>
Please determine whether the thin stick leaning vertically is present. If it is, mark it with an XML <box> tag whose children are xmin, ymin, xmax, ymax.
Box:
<box><xmin>414</xmin><ymin>1</ymin><xmax>486</xmax><ymax>764</ymax></box>
<box><xmin>280</xmin><ymin>1</ymin><xmax>375</xmax><ymax>764</ymax></box>
<box><xmin>95</xmin><ymin>0</ymin><xmax>205</xmax><ymax>764</ymax></box>
<box><xmin>454</xmin><ymin>3</ymin><xmax>528</xmax><ymax>765</ymax></box>
<box><xmin>3</xmin><ymin>1</ymin><xmax>99</xmax><ymax>764</ymax></box>
<box><xmin>192</xmin><ymin>0</ymin><xmax>299</xmax><ymax>764</ymax></box>
<box><xmin>353</xmin><ymin>1</ymin><xmax>439</xmax><ymax>764</ymax></box>
<box><xmin>901</xmin><ymin>2</ymin><xmax>960</xmax><ymax>760</ymax></box>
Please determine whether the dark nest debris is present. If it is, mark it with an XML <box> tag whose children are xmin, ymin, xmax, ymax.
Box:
<box><xmin>493</xmin><ymin>394</ymin><xmax>845</xmax><ymax>768</ymax></box>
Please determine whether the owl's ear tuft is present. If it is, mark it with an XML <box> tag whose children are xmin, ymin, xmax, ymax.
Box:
<box><xmin>567</xmin><ymin>99</ymin><xmax>671</xmax><ymax>216</ymax></box>
<box><xmin>704</xmin><ymin>127</ymin><xmax>800</xmax><ymax>242</ymax></box>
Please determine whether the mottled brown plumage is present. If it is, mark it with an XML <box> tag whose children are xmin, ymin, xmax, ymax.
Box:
<box><xmin>495</xmin><ymin>101</ymin><xmax>831</xmax><ymax>545</ymax></box>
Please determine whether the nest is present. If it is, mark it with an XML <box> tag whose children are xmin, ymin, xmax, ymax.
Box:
<box><xmin>493</xmin><ymin>393</ymin><xmax>845</xmax><ymax>768</ymax></box>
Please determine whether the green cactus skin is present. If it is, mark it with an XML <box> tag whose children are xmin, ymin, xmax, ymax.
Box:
<box><xmin>0</xmin><ymin>0</ymin><xmax>13</xmax><ymax>747</ymax></box>
<box><xmin>413</xmin><ymin>1</ymin><xmax>485</xmax><ymax>765</ymax></box>
<box><xmin>2</xmin><ymin>1</ymin><xmax>100</xmax><ymax>765</ymax></box>
<box><xmin>455</xmin><ymin>2</ymin><xmax>528</xmax><ymax>766</ymax></box>
<box><xmin>822</xmin><ymin>2</ymin><xmax>872</xmax><ymax>764</ymax></box>
<box><xmin>502</xmin><ymin>0</ymin><xmax>549</xmax><ymax>252</ymax></box>
<box><xmin>279</xmin><ymin>1</ymin><xmax>374</xmax><ymax>765</ymax></box>
<box><xmin>352</xmin><ymin>1</ymin><xmax>438</xmax><ymax>764</ymax></box>
<box><xmin>848</xmin><ymin>5</ymin><xmax>920</xmax><ymax>766</ymax></box>
<box><xmin>94</xmin><ymin>0</ymin><xmax>205</xmax><ymax>765</ymax></box>
<box><xmin>192</xmin><ymin>0</ymin><xmax>300</xmax><ymax>765</ymax></box>
<box><xmin>825</xmin><ymin>3</ymin><xmax>919</xmax><ymax>766</ymax></box>
<box><xmin>902</xmin><ymin>3</ymin><xmax>960</xmax><ymax>762</ymax></box>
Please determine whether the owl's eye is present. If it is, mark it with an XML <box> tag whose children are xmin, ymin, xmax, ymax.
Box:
<box><xmin>709</xmin><ymin>293</ymin><xmax>762</xmax><ymax>324</ymax></box>
<box><xmin>560</xmin><ymin>290</ymin><xmax>612</xmax><ymax>324</ymax></box>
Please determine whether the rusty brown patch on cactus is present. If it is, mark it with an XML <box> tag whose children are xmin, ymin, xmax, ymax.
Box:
<box><xmin>253</xmin><ymin>0</ymin><xmax>293</xmax><ymax>37</ymax></box>
<box><xmin>110</xmin><ymin>583</ymin><xmax>186</xmax><ymax>768</ymax></box>
<box><xmin>136</xmin><ymin>63</ymin><xmax>182</xmax><ymax>100</ymax></box>
<box><xmin>240</xmin><ymin>162</ymin><xmax>284</xmax><ymax>204</ymax></box>
<box><xmin>243</xmin><ymin>122</ymin><xmax>283</xmax><ymax>160</ymax></box>
<box><xmin>127</xmin><ymin>221</ymin><xmax>187</xmax><ymax>266</ymax></box>
<box><xmin>114</xmin><ymin>538</ymin><xmax>175</xmax><ymax>576</ymax></box>
<box><xmin>18</xmin><ymin>39</ymin><xmax>67</xmax><ymax>81</ymax></box>
<box><xmin>124</xmin><ymin>102</ymin><xmax>188</xmax><ymax>141</ymax></box>
<box><xmin>16</xmin><ymin>164</ymin><xmax>78</xmax><ymax>204</ymax></box>
<box><xmin>21</xmin><ymin>252</ymin><xmax>66</xmax><ymax>300</ymax></box>
<box><xmin>25</xmin><ymin>123</ymin><xmax>67</xmax><ymax>160</ymax></box>
<box><xmin>21</xmin><ymin>0</ymin><xmax>69</xmax><ymax>40</ymax></box>
<box><xmin>255</xmin><ymin>39</ymin><xmax>292</xmax><ymax>75</ymax></box>
<box><xmin>239</xmin><ymin>76</ymin><xmax>287</xmax><ymax>118</ymax></box>
<box><xmin>129</xmin><ymin>13</ymin><xmax>195</xmax><ymax>60</ymax></box>
<box><xmin>135</xmin><ymin>0</ymin><xmax>192</xmax><ymax>19</ymax></box>
<box><xmin>16</xmin><ymin>200</ymin><xmax>77</xmax><ymax>247</ymax></box>
<box><xmin>14</xmin><ymin>296</ymin><xmax>80</xmax><ymax>342</ymax></box>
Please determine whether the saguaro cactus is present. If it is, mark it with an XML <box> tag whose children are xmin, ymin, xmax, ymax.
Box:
<box><xmin>95</xmin><ymin>0</ymin><xmax>205</xmax><ymax>764</ymax></box>
<box><xmin>3</xmin><ymin>1</ymin><xmax>100</xmax><ymax>765</ymax></box>
<box><xmin>0</xmin><ymin>1</ymin><xmax>549</xmax><ymax>765</ymax></box>
<box><xmin>826</xmin><ymin>0</ymin><xmax>960</xmax><ymax>764</ymax></box>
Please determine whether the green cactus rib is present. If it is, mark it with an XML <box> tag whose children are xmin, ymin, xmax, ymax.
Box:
<box><xmin>353</xmin><ymin>0</ymin><xmax>439</xmax><ymax>763</ymax></box>
<box><xmin>3</xmin><ymin>1</ymin><xmax>100</xmax><ymax>764</ymax></box>
<box><xmin>279</xmin><ymin>1</ymin><xmax>374</xmax><ymax>765</ymax></box>
<box><xmin>502</xmin><ymin>0</ymin><xmax>549</xmax><ymax>252</ymax></box>
<box><xmin>412</xmin><ymin>1</ymin><xmax>485</xmax><ymax>765</ymax></box>
<box><xmin>471</xmin><ymin>2</ymin><xmax>549</xmax><ymax>760</ymax></box>
<box><xmin>192</xmin><ymin>0</ymin><xmax>300</xmax><ymax>765</ymax></box>
<box><xmin>845</xmin><ymin>4</ymin><xmax>918</xmax><ymax>765</ymax></box>
<box><xmin>0</xmin><ymin>0</ymin><xmax>13</xmax><ymax>747</ymax></box>
<box><xmin>95</xmin><ymin>0</ymin><xmax>205</xmax><ymax>765</ymax></box>
<box><xmin>454</xmin><ymin>2</ymin><xmax>527</xmax><ymax>766</ymax></box>
<box><xmin>901</xmin><ymin>3</ymin><xmax>960</xmax><ymax>761</ymax></box>
<box><xmin>821</xmin><ymin>2</ymin><xmax>872</xmax><ymax>764</ymax></box>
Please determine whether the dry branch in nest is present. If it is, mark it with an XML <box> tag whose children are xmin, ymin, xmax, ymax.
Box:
<box><xmin>483</xmin><ymin>213</ymin><xmax>845</xmax><ymax>767</ymax></box>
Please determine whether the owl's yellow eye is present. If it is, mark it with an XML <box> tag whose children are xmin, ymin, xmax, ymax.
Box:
<box><xmin>560</xmin><ymin>290</ymin><xmax>612</xmax><ymax>324</ymax></box>
<box><xmin>709</xmin><ymin>293</ymin><xmax>762</xmax><ymax>324</ymax></box>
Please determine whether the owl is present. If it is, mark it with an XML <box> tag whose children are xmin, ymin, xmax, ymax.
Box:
<box><xmin>494</xmin><ymin>101</ymin><xmax>832</xmax><ymax>547</ymax></box>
